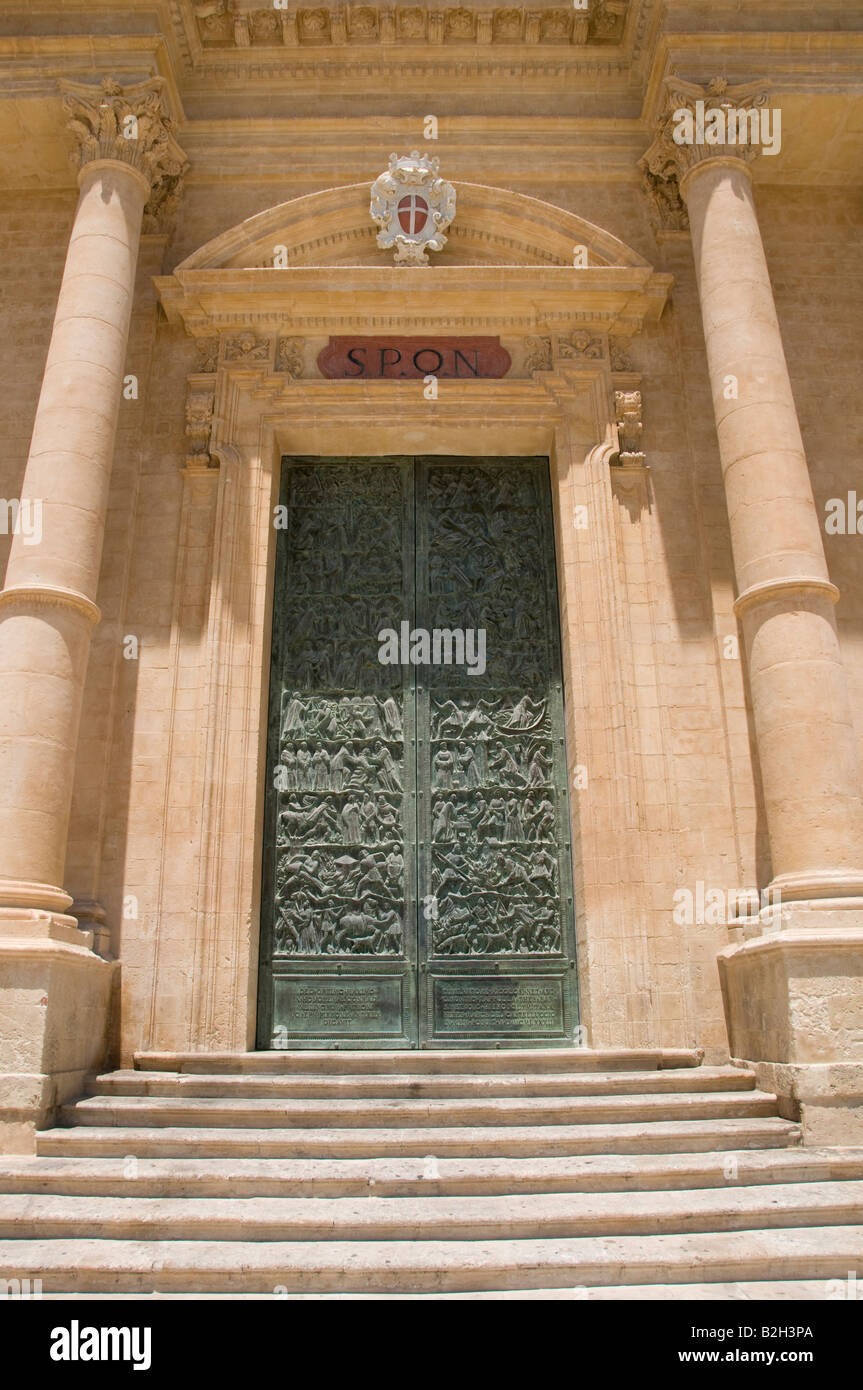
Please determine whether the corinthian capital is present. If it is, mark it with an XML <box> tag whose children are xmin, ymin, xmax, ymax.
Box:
<box><xmin>641</xmin><ymin>75</ymin><xmax>774</xmax><ymax>198</ymax></box>
<box><xmin>60</xmin><ymin>75</ymin><xmax>188</xmax><ymax>229</ymax></box>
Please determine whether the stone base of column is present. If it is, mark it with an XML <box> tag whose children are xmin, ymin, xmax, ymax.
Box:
<box><xmin>0</xmin><ymin>912</ymin><xmax>116</xmax><ymax>1153</ymax></box>
<box><xmin>718</xmin><ymin>904</ymin><xmax>863</xmax><ymax>1145</ymax></box>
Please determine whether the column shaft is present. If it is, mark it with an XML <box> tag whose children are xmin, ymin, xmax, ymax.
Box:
<box><xmin>684</xmin><ymin>157</ymin><xmax>863</xmax><ymax>899</ymax></box>
<box><xmin>0</xmin><ymin>159</ymin><xmax>149</xmax><ymax>910</ymax></box>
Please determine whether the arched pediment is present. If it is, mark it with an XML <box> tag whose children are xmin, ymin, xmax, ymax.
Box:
<box><xmin>175</xmin><ymin>181</ymin><xmax>651</xmax><ymax>271</ymax></box>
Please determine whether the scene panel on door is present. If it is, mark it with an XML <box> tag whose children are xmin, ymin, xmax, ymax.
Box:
<box><xmin>261</xmin><ymin>458</ymin><xmax>418</xmax><ymax>1048</ymax></box>
<box><xmin>416</xmin><ymin>457</ymin><xmax>579</xmax><ymax>1045</ymax></box>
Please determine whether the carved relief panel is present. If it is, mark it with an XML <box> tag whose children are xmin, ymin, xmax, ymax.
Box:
<box><xmin>259</xmin><ymin>456</ymin><xmax>578</xmax><ymax>1048</ymax></box>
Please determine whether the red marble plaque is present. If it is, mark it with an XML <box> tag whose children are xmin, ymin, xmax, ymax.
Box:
<box><xmin>316</xmin><ymin>336</ymin><xmax>512</xmax><ymax>380</ymax></box>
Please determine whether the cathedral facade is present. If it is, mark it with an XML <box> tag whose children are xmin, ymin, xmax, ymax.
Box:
<box><xmin>1</xmin><ymin>0</ymin><xmax>863</xmax><ymax>1172</ymax></box>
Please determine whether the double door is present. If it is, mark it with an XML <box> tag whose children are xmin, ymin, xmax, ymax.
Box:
<box><xmin>258</xmin><ymin>456</ymin><xmax>579</xmax><ymax>1047</ymax></box>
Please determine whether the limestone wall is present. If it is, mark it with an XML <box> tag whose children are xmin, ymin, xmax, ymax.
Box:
<box><xmin>2</xmin><ymin>173</ymin><xmax>860</xmax><ymax>1062</ymax></box>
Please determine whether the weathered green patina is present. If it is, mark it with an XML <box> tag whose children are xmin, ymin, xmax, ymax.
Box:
<box><xmin>258</xmin><ymin>457</ymin><xmax>579</xmax><ymax>1047</ymax></box>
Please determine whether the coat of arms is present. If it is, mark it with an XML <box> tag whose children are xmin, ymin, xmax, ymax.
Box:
<box><xmin>370</xmin><ymin>152</ymin><xmax>456</xmax><ymax>266</ymax></box>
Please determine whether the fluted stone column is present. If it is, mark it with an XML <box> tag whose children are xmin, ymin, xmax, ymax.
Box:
<box><xmin>0</xmin><ymin>78</ymin><xmax>186</xmax><ymax>1151</ymax></box>
<box><xmin>643</xmin><ymin>78</ymin><xmax>863</xmax><ymax>1141</ymax></box>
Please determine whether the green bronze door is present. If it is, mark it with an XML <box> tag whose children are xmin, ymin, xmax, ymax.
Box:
<box><xmin>258</xmin><ymin>456</ymin><xmax>579</xmax><ymax>1049</ymax></box>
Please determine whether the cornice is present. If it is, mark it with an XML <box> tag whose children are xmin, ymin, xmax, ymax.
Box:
<box><xmin>155</xmin><ymin>263</ymin><xmax>671</xmax><ymax>338</ymax></box>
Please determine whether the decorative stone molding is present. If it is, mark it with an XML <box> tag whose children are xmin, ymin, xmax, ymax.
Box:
<box><xmin>185</xmin><ymin>378</ymin><xmax>217</xmax><ymax>470</ymax></box>
<box><xmin>223</xmin><ymin>331</ymin><xmax>273</xmax><ymax>362</ymax></box>
<box><xmin>640</xmin><ymin>167</ymin><xmax>689</xmax><ymax>233</ymax></box>
<box><xmin>559</xmin><ymin>330</ymin><xmax>604</xmax><ymax>360</ymax></box>
<box><xmin>524</xmin><ymin>336</ymin><xmax>553</xmax><ymax>373</ymax></box>
<box><xmin>612</xmin><ymin>388</ymin><xmax>645</xmax><ymax>467</ymax></box>
<box><xmin>60</xmin><ymin>76</ymin><xmax>188</xmax><ymax>231</ymax></box>
<box><xmin>524</xmin><ymin>331</ymin><xmax>607</xmax><ymax>373</ymax></box>
<box><xmin>276</xmin><ymin>338</ymin><xmax>306</xmax><ymax>377</ymax></box>
<box><xmin>195</xmin><ymin>337</ymin><xmax>219</xmax><ymax>374</ymax></box>
<box><xmin>640</xmin><ymin>75</ymin><xmax>771</xmax><ymax>193</ymax></box>
<box><xmin>192</xmin><ymin>2</ymin><xmax>627</xmax><ymax>50</ymax></box>
<box><xmin>609</xmin><ymin>336</ymin><xmax>634</xmax><ymax>372</ymax></box>
<box><xmin>0</xmin><ymin>584</ymin><xmax>101</xmax><ymax>627</ymax></box>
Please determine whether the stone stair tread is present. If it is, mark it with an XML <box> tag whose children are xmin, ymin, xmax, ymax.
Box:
<box><xmin>134</xmin><ymin>1048</ymin><xmax>704</xmax><ymax>1075</ymax></box>
<box><xmin>1</xmin><ymin>1181</ymin><xmax>862</xmax><ymax>1242</ymax></box>
<box><xmin>59</xmin><ymin>1090</ymin><xmax>781</xmax><ymax>1130</ymax></box>
<box><xmin>2</xmin><ymin>1147</ymin><xmax>853</xmax><ymax>1197</ymax></box>
<box><xmin>3</xmin><ymin>1226</ymin><xmax>863</xmax><ymax>1293</ymax></box>
<box><xmin>93</xmin><ymin>1065</ymin><xmax>755</xmax><ymax>1100</ymax></box>
<box><xmin>30</xmin><ymin>1280</ymin><xmax>851</xmax><ymax>1301</ymax></box>
<box><xmin>36</xmin><ymin>1116</ymin><xmax>802</xmax><ymax>1158</ymax></box>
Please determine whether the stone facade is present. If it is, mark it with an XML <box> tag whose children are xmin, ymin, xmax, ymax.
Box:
<box><xmin>1</xmin><ymin>0</ymin><xmax>863</xmax><ymax>1150</ymax></box>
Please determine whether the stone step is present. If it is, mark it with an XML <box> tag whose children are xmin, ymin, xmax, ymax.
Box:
<box><xmin>94</xmin><ymin>1065</ymin><xmax>754</xmax><ymax>1102</ymax></box>
<box><xmin>30</xmin><ymin>1281</ymin><xmax>852</xmax><ymax>1301</ymax></box>
<box><xmin>135</xmin><ymin>1048</ymin><xmax>703</xmax><ymax>1076</ymax></box>
<box><xmin>3</xmin><ymin>1226</ymin><xmax>862</xmax><ymax>1293</ymax></box>
<box><xmin>58</xmin><ymin>1089</ymin><xmax>780</xmax><ymax>1131</ymax></box>
<box><xmin>37</xmin><ymin>1116</ymin><xmax>801</xmax><ymax>1159</ymax></box>
<box><xmin>3</xmin><ymin>1147</ymin><xmax>851</xmax><ymax>1199</ymax></box>
<box><xmin>1</xmin><ymin>1181</ymin><xmax>861</xmax><ymax>1243</ymax></box>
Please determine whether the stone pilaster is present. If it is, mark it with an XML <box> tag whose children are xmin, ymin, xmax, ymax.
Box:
<box><xmin>0</xmin><ymin>77</ymin><xmax>186</xmax><ymax>1150</ymax></box>
<box><xmin>643</xmin><ymin>77</ymin><xmax>863</xmax><ymax>1140</ymax></box>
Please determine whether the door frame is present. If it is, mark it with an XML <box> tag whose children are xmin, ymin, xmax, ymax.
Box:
<box><xmin>139</xmin><ymin>353</ymin><xmax>659</xmax><ymax>1056</ymax></box>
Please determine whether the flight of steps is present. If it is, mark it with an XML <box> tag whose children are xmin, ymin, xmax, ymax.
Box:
<box><xmin>2</xmin><ymin>1047</ymin><xmax>863</xmax><ymax>1298</ymax></box>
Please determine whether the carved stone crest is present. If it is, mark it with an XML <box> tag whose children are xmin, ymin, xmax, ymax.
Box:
<box><xmin>370</xmin><ymin>152</ymin><xmax>456</xmax><ymax>266</ymax></box>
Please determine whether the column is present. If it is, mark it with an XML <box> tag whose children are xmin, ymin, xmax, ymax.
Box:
<box><xmin>0</xmin><ymin>77</ymin><xmax>186</xmax><ymax>1150</ymax></box>
<box><xmin>643</xmin><ymin>77</ymin><xmax>863</xmax><ymax>1142</ymax></box>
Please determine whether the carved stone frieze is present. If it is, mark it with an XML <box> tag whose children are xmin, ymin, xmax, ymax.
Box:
<box><xmin>558</xmin><ymin>330</ymin><xmax>604</xmax><ymax>360</ymax></box>
<box><xmin>223</xmin><ymin>330</ymin><xmax>273</xmax><ymax>362</ymax></box>
<box><xmin>523</xmin><ymin>336</ymin><xmax>553</xmax><ymax>373</ymax></box>
<box><xmin>60</xmin><ymin>76</ymin><xmax>188</xmax><ymax>231</ymax></box>
<box><xmin>524</xmin><ymin>331</ymin><xmax>606</xmax><ymax>373</ymax></box>
<box><xmin>609</xmin><ymin>337</ymin><xmax>634</xmax><ymax>372</ymax></box>
<box><xmin>193</xmin><ymin>1</ymin><xmax>628</xmax><ymax>49</ymax></box>
<box><xmin>641</xmin><ymin>167</ymin><xmax>689</xmax><ymax>233</ymax></box>
<box><xmin>276</xmin><ymin>338</ymin><xmax>306</xmax><ymax>377</ymax></box>
<box><xmin>195</xmin><ymin>337</ymin><xmax>219</xmax><ymax>374</ymax></box>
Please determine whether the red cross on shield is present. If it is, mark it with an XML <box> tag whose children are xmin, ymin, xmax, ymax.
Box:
<box><xmin>397</xmin><ymin>194</ymin><xmax>429</xmax><ymax>235</ymax></box>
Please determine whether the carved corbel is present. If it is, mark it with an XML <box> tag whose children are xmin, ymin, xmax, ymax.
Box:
<box><xmin>612</xmin><ymin>388</ymin><xmax>646</xmax><ymax>468</ymax></box>
<box><xmin>185</xmin><ymin>376</ymin><xmax>216</xmax><ymax>470</ymax></box>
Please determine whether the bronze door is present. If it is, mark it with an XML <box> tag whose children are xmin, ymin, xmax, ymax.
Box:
<box><xmin>258</xmin><ymin>456</ymin><xmax>579</xmax><ymax>1048</ymax></box>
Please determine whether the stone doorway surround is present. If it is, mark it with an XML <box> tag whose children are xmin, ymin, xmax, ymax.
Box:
<box><xmin>144</xmin><ymin>181</ymin><xmax>670</xmax><ymax>1066</ymax></box>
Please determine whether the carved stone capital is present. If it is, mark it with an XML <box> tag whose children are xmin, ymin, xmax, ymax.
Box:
<box><xmin>641</xmin><ymin>75</ymin><xmax>771</xmax><ymax>198</ymax></box>
<box><xmin>60</xmin><ymin>76</ymin><xmax>188</xmax><ymax>230</ymax></box>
